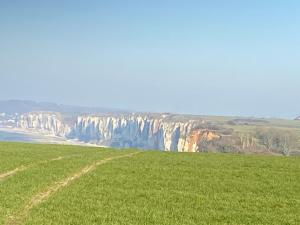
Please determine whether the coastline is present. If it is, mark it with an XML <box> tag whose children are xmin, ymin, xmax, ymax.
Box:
<box><xmin>0</xmin><ymin>126</ymin><xmax>105</xmax><ymax>148</ymax></box>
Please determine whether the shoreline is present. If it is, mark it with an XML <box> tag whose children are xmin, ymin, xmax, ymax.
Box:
<box><xmin>0</xmin><ymin>126</ymin><xmax>106</xmax><ymax>148</ymax></box>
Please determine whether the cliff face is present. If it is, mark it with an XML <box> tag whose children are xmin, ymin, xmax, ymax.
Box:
<box><xmin>72</xmin><ymin>115</ymin><xmax>191</xmax><ymax>151</ymax></box>
<box><xmin>187</xmin><ymin>129</ymin><xmax>221</xmax><ymax>152</ymax></box>
<box><xmin>17</xmin><ymin>112</ymin><xmax>71</xmax><ymax>137</ymax></box>
<box><xmin>71</xmin><ymin>114</ymin><xmax>220</xmax><ymax>152</ymax></box>
<box><xmin>15</xmin><ymin>112</ymin><xmax>221</xmax><ymax>152</ymax></box>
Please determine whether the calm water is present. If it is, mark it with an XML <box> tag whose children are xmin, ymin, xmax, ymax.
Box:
<box><xmin>0</xmin><ymin>130</ymin><xmax>70</xmax><ymax>145</ymax></box>
<box><xmin>0</xmin><ymin>130</ymin><xmax>34</xmax><ymax>142</ymax></box>
<box><xmin>0</xmin><ymin>129</ymin><xmax>93</xmax><ymax>146</ymax></box>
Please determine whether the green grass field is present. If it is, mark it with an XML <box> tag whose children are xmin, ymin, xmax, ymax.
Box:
<box><xmin>0</xmin><ymin>142</ymin><xmax>299</xmax><ymax>225</ymax></box>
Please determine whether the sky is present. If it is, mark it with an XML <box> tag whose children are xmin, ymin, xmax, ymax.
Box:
<box><xmin>0</xmin><ymin>0</ymin><xmax>299</xmax><ymax>118</ymax></box>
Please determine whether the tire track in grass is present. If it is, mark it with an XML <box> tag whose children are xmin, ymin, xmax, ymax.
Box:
<box><xmin>0</xmin><ymin>154</ymin><xmax>82</xmax><ymax>181</ymax></box>
<box><xmin>5</xmin><ymin>152</ymin><xmax>140</xmax><ymax>225</ymax></box>
<box><xmin>0</xmin><ymin>166</ymin><xmax>27</xmax><ymax>180</ymax></box>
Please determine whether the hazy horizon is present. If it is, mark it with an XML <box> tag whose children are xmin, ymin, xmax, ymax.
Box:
<box><xmin>1</xmin><ymin>1</ymin><xmax>299</xmax><ymax>119</ymax></box>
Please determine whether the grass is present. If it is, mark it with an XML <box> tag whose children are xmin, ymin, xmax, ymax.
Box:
<box><xmin>0</xmin><ymin>142</ymin><xmax>299</xmax><ymax>225</ymax></box>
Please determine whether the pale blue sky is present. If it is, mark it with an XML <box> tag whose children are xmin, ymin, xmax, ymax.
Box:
<box><xmin>0</xmin><ymin>1</ymin><xmax>299</xmax><ymax>118</ymax></box>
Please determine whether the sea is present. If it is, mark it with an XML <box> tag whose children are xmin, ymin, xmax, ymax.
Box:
<box><xmin>0</xmin><ymin>130</ymin><xmax>34</xmax><ymax>142</ymax></box>
<box><xmin>0</xmin><ymin>128</ymin><xmax>99</xmax><ymax>147</ymax></box>
<box><xmin>0</xmin><ymin>129</ymin><xmax>70</xmax><ymax>144</ymax></box>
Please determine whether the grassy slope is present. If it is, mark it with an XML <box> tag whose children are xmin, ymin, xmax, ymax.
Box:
<box><xmin>0</xmin><ymin>142</ymin><xmax>299</xmax><ymax>225</ymax></box>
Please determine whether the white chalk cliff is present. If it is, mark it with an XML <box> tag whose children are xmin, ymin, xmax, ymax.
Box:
<box><xmin>15</xmin><ymin>112</ymin><xmax>220</xmax><ymax>152</ymax></box>
<box><xmin>17</xmin><ymin>112</ymin><xmax>71</xmax><ymax>137</ymax></box>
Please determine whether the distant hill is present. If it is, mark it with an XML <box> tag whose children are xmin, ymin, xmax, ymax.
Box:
<box><xmin>295</xmin><ymin>116</ymin><xmax>300</xmax><ymax>120</ymax></box>
<box><xmin>0</xmin><ymin>100</ymin><xmax>124</xmax><ymax>114</ymax></box>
